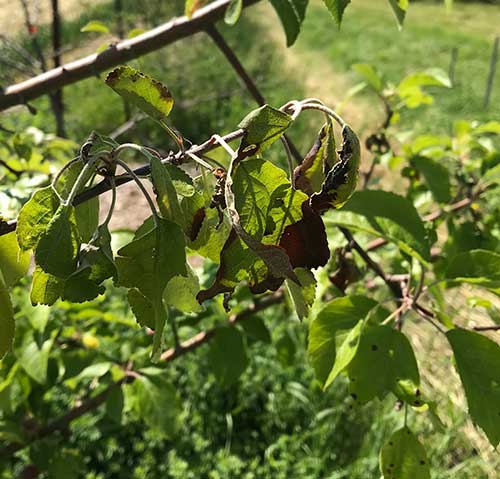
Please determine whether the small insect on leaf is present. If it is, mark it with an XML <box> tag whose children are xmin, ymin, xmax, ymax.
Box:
<box><xmin>105</xmin><ymin>65</ymin><xmax>174</xmax><ymax>121</ymax></box>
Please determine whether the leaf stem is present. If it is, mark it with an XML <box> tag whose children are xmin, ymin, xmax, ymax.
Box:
<box><xmin>115</xmin><ymin>159</ymin><xmax>159</xmax><ymax>224</ymax></box>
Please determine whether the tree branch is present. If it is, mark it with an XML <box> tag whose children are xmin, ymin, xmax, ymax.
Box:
<box><xmin>0</xmin><ymin>291</ymin><xmax>283</xmax><ymax>457</ymax></box>
<box><xmin>205</xmin><ymin>24</ymin><xmax>302</xmax><ymax>164</ymax></box>
<box><xmin>0</xmin><ymin>0</ymin><xmax>261</xmax><ymax>111</ymax></box>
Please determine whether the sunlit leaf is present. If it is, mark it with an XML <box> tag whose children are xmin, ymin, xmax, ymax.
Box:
<box><xmin>80</xmin><ymin>20</ymin><xmax>110</xmax><ymax>34</ymax></box>
<box><xmin>225</xmin><ymin>0</ymin><xmax>243</xmax><ymax>25</ymax></box>
<box><xmin>322</xmin><ymin>0</ymin><xmax>350</xmax><ymax>27</ymax></box>
<box><xmin>106</xmin><ymin>65</ymin><xmax>174</xmax><ymax>121</ymax></box>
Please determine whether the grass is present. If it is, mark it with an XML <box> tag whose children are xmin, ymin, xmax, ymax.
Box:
<box><xmin>291</xmin><ymin>0</ymin><xmax>500</xmax><ymax>134</ymax></box>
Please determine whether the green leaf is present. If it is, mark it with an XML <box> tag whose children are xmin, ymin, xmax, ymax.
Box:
<box><xmin>105</xmin><ymin>66</ymin><xmax>174</xmax><ymax>121</ymax></box>
<box><xmin>18</xmin><ymin>336</ymin><xmax>54</xmax><ymax>384</ymax></box>
<box><xmin>105</xmin><ymin>386</ymin><xmax>124</xmax><ymax>424</ymax></box>
<box><xmin>387</xmin><ymin>0</ymin><xmax>409</xmax><ymax>28</ymax></box>
<box><xmin>0</xmin><ymin>232</ymin><xmax>29</xmax><ymax>287</ymax></box>
<box><xmin>163</xmin><ymin>163</ymin><xmax>195</xmax><ymax>197</ymax></box>
<box><xmin>324</xmin><ymin>318</ymin><xmax>364</xmax><ymax>389</ymax></box>
<box><xmin>380</xmin><ymin>427</ymin><xmax>430</xmax><ymax>479</ymax></box>
<box><xmin>127</xmin><ymin>288</ymin><xmax>154</xmax><ymax>329</ymax></box>
<box><xmin>75</xmin><ymin>196</ymin><xmax>99</xmax><ymax>243</ymax></box>
<box><xmin>31</xmin><ymin>266</ymin><xmax>63</xmax><ymax>306</ymax></box>
<box><xmin>322</xmin><ymin>0</ymin><xmax>350</xmax><ymax>27</ymax></box>
<box><xmin>35</xmin><ymin>205</ymin><xmax>80</xmax><ymax>278</ymax></box>
<box><xmin>185</xmin><ymin>0</ymin><xmax>208</xmax><ymax>18</ymax></box>
<box><xmin>239</xmin><ymin>316</ymin><xmax>271</xmax><ymax>344</ymax></box>
<box><xmin>16</xmin><ymin>186</ymin><xmax>58</xmax><ymax>251</ymax></box>
<box><xmin>397</xmin><ymin>69</ymin><xmax>451</xmax><ymax>108</ymax></box>
<box><xmin>150</xmin><ymin>156</ymin><xmax>184</xmax><ymax>227</ymax></box>
<box><xmin>238</xmin><ymin>104</ymin><xmax>293</xmax><ymax>154</ymax></box>
<box><xmin>353</xmin><ymin>63</ymin><xmax>384</xmax><ymax>93</ymax></box>
<box><xmin>225</xmin><ymin>0</ymin><xmax>243</xmax><ymax>25</ymax></box>
<box><xmin>328</xmin><ymin>190</ymin><xmax>430</xmax><ymax>263</ymax></box>
<box><xmin>308</xmin><ymin>296</ymin><xmax>377</xmax><ymax>387</ymax></box>
<box><xmin>348</xmin><ymin>326</ymin><xmax>420</xmax><ymax>404</ymax></box>
<box><xmin>0</xmin><ymin>280</ymin><xmax>14</xmax><ymax>359</ymax></box>
<box><xmin>295</xmin><ymin>119</ymin><xmax>335</xmax><ymax>196</ymax></box>
<box><xmin>116</xmin><ymin>218</ymin><xmax>186</xmax><ymax>357</ymax></box>
<box><xmin>74</xmin><ymin>362</ymin><xmax>112</xmax><ymax>381</ymax></box>
<box><xmin>163</xmin><ymin>264</ymin><xmax>202</xmax><ymax>314</ymax></box>
<box><xmin>286</xmin><ymin>268</ymin><xmax>316</xmax><ymax>320</ymax></box>
<box><xmin>63</xmin><ymin>224</ymin><xmax>116</xmax><ymax>303</ymax></box>
<box><xmin>127</xmin><ymin>376</ymin><xmax>181</xmax><ymax>438</ymax></box>
<box><xmin>127</xmin><ymin>28</ymin><xmax>145</xmax><ymax>39</ymax></box>
<box><xmin>80</xmin><ymin>20</ymin><xmax>110</xmax><ymax>34</ymax></box>
<box><xmin>412</xmin><ymin>156</ymin><xmax>451</xmax><ymax>203</ymax></box>
<box><xmin>208</xmin><ymin>326</ymin><xmax>248</xmax><ymax>386</ymax></box>
<box><xmin>447</xmin><ymin>328</ymin><xmax>500</xmax><ymax>447</ymax></box>
<box><xmin>269</xmin><ymin>0</ymin><xmax>309</xmax><ymax>46</ymax></box>
<box><xmin>445</xmin><ymin>249</ymin><xmax>500</xmax><ymax>295</ymax></box>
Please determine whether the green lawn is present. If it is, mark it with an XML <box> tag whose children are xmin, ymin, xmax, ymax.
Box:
<box><xmin>289</xmin><ymin>0</ymin><xmax>500</xmax><ymax>134</ymax></box>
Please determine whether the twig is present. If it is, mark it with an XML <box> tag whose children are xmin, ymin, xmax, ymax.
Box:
<box><xmin>0</xmin><ymin>291</ymin><xmax>283</xmax><ymax>457</ymax></box>
<box><xmin>0</xmin><ymin>0</ymin><xmax>262</xmax><ymax>110</ymax></box>
<box><xmin>472</xmin><ymin>325</ymin><xmax>500</xmax><ymax>332</ymax></box>
<box><xmin>205</xmin><ymin>24</ymin><xmax>302</xmax><ymax>164</ymax></box>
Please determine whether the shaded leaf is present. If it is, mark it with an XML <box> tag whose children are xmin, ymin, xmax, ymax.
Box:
<box><xmin>447</xmin><ymin>328</ymin><xmax>500</xmax><ymax>447</ymax></box>
<box><xmin>322</xmin><ymin>0</ymin><xmax>350</xmax><ymax>27</ymax></box>
<box><xmin>31</xmin><ymin>266</ymin><xmax>63</xmax><ymax>306</ymax></box>
<box><xmin>380</xmin><ymin>427</ymin><xmax>430</xmax><ymax>479</ymax></box>
<box><xmin>75</xmin><ymin>196</ymin><xmax>99</xmax><ymax>243</ymax></box>
<box><xmin>126</xmin><ymin>375</ymin><xmax>181</xmax><ymax>438</ymax></box>
<box><xmin>445</xmin><ymin>249</ymin><xmax>500</xmax><ymax>295</ymax></box>
<box><xmin>18</xmin><ymin>337</ymin><xmax>54</xmax><ymax>384</ymax></box>
<box><xmin>208</xmin><ymin>326</ymin><xmax>248</xmax><ymax>386</ymax></box>
<box><xmin>35</xmin><ymin>205</ymin><xmax>80</xmax><ymax>278</ymax></box>
<box><xmin>328</xmin><ymin>190</ymin><xmax>430</xmax><ymax>263</ymax></box>
<box><xmin>412</xmin><ymin>155</ymin><xmax>451</xmax><ymax>203</ymax></box>
<box><xmin>163</xmin><ymin>264</ymin><xmax>202</xmax><ymax>314</ymax></box>
<box><xmin>0</xmin><ymin>280</ymin><xmax>14</xmax><ymax>359</ymax></box>
<box><xmin>106</xmin><ymin>66</ymin><xmax>174</xmax><ymax>121</ymax></box>
<box><xmin>269</xmin><ymin>0</ymin><xmax>309</xmax><ymax>46</ymax></box>
<box><xmin>387</xmin><ymin>0</ymin><xmax>409</xmax><ymax>28</ymax></box>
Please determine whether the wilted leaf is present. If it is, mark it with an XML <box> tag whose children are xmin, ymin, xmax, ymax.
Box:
<box><xmin>295</xmin><ymin>119</ymin><xmax>335</xmax><ymax>196</ymax></box>
<box><xmin>310</xmin><ymin>125</ymin><xmax>361</xmax><ymax>211</ymax></box>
